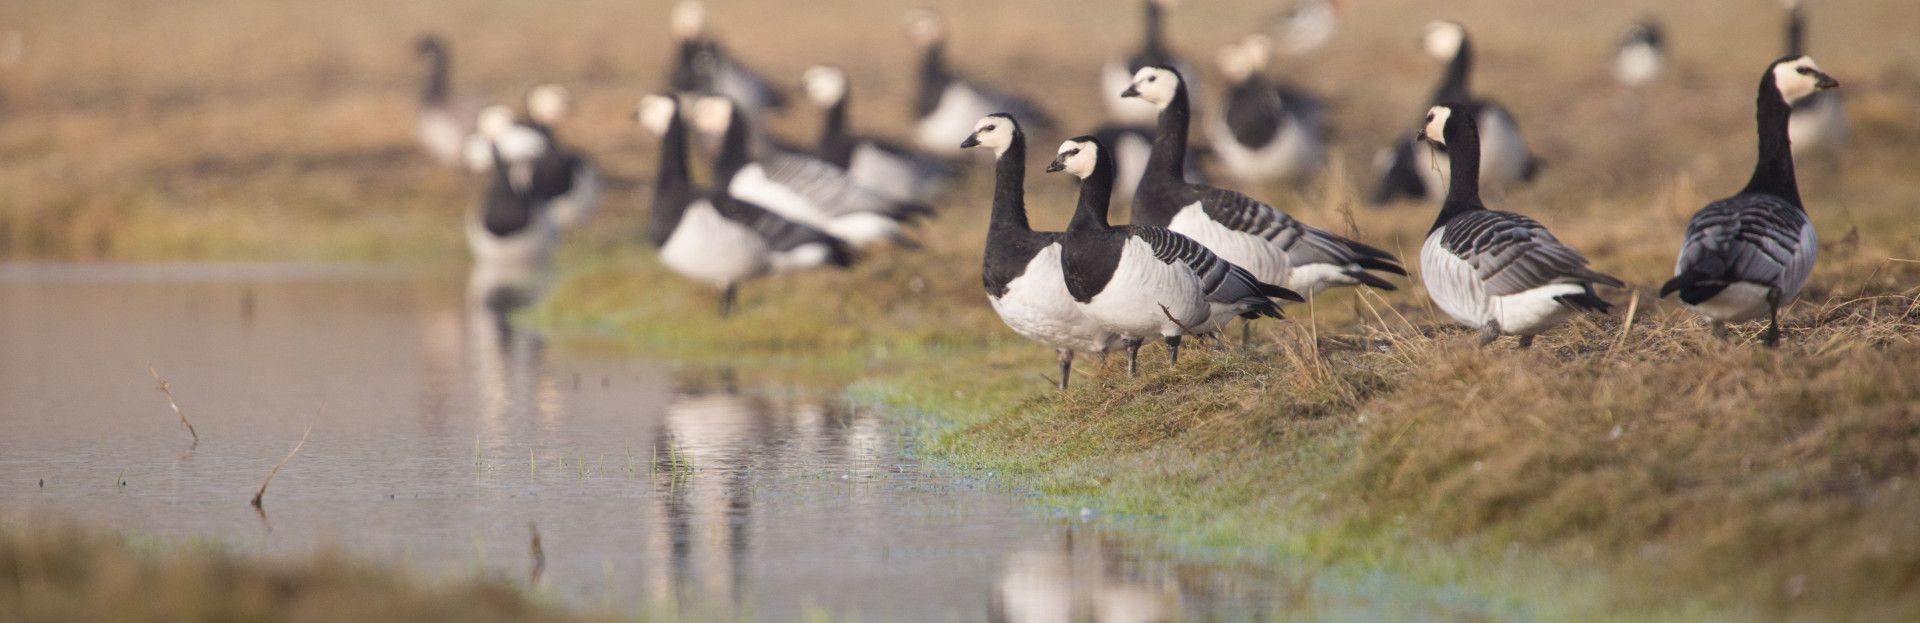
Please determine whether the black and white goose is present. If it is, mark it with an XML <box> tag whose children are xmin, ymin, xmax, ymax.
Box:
<box><xmin>1122</xmin><ymin>66</ymin><xmax>1404</xmax><ymax>298</ymax></box>
<box><xmin>693</xmin><ymin>96</ymin><xmax>929</xmax><ymax>249</ymax></box>
<box><xmin>1101</xmin><ymin>0</ymin><xmax>1193</xmax><ymax>125</ymax></box>
<box><xmin>414</xmin><ymin>35</ymin><xmax>489</xmax><ymax>168</ymax></box>
<box><xmin>803</xmin><ymin>65</ymin><xmax>955</xmax><ymax>206</ymax></box>
<box><xmin>1207</xmin><ymin>35</ymin><xmax>1327</xmax><ymax>186</ymax></box>
<box><xmin>666</xmin><ymin>1</ymin><xmax>787</xmax><ymax>119</ymax></box>
<box><xmin>1660</xmin><ymin>56</ymin><xmax>1836</xmax><ymax>346</ymax></box>
<box><xmin>1783</xmin><ymin>2</ymin><xmax>1848</xmax><ymax>159</ymax></box>
<box><xmin>520</xmin><ymin>84</ymin><xmax>601</xmax><ymax>230</ymax></box>
<box><xmin>639</xmin><ymin>94</ymin><xmax>855</xmax><ymax>316</ymax></box>
<box><xmin>1370</xmin><ymin>21</ymin><xmax>1541</xmax><ymax>205</ymax></box>
<box><xmin>1049</xmin><ymin>135</ymin><xmax>1299</xmax><ymax>375</ymax></box>
<box><xmin>1417</xmin><ymin>103</ymin><xmax>1622</xmax><ymax>347</ymax></box>
<box><xmin>466</xmin><ymin>143</ymin><xmax>556</xmax><ymax>314</ymax></box>
<box><xmin>906</xmin><ymin>9</ymin><xmax>1056</xmax><ymax>157</ymax></box>
<box><xmin>1611</xmin><ymin>19</ymin><xmax>1665</xmax><ymax>87</ymax></box>
<box><xmin>960</xmin><ymin>114</ymin><xmax>1117</xmax><ymax>390</ymax></box>
<box><xmin>463</xmin><ymin>105</ymin><xmax>551</xmax><ymax>190</ymax></box>
<box><xmin>1269</xmin><ymin>0</ymin><xmax>1338</xmax><ymax>57</ymax></box>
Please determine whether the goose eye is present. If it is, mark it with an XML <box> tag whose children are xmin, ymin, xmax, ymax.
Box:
<box><xmin>1425</xmin><ymin>113</ymin><xmax>1435</xmax><ymax>122</ymax></box>
<box><xmin>1796</xmin><ymin>66</ymin><xmax>1813</xmax><ymax>75</ymax></box>
<box><xmin>984</xmin><ymin>125</ymin><xmax>996</xmax><ymax>132</ymax></box>
<box><xmin>1147</xmin><ymin>76</ymin><xmax>1157</xmax><ymax>82</ymax></box>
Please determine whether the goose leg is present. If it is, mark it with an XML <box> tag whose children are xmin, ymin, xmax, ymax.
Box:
<box><xmin>1516</xmin><ymin>335</ymin><xmax>1535</xmax><ymax>349</ymax></box>
<box><xmin>1765</xmin><ymin>305</ymin><xmax>1781</xmax><ymax>348</ymax></box>
<box><xmin>1240</xmin><ymin>320</ymin><xmax>1253</xmax><ymax>351</ymax></box>
<box><xmin>718</xmin><ymin>285</ymin><xmax>738</xmax><ymax>318</ymax></box>
<box><xmin>1055</xmin><ymin>349</ymin><xmax>1074</xmax><ymax>391</ymax></box>
<box><xmin>1165</xmin><ymin>335</ymin><xmax>1183</xmax><ymax>367</ymax></box>
<box><xmin>1477</xmin><ymin>323</ymin><xmax>1501</xmax><ymax>347</ymax></box>
<box><xmin>1710</xmin><ymin>320</ymin><xmax>1728</xmax><ymax>340</ymax></box>
<box><xmin>1123</xmin><ymin>338</ymin><xmax>1144</xmax><ymax>377</ymax></box>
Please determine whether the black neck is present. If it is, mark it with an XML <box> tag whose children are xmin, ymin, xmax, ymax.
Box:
<box><xmin>712</xmin><ymin>107</ymin><xmax>752</xmax><ymax>185</ymax></box>
<box><xmin>1143</xmin><ymin>1</ymin><xmax>1165</xmax><ymax>53</ymax></box>
<box><xmin>649</xmin><ymin>112</ymin><xmax>695</xmax><ymax>244</ymax></box>
<box><xmin>1069</xmin><ymin>148</ymin><xmax>1117</xmax><ymax>232</ymax></box>
<box><xmin>1142</xmin><ymin>80</ymin><xmax>1191</xmax><ymax>185</ymax></box>
<box><xmin>1785</xmin><ymin>8</ymin><xmax>1806</xmax><ymax>57</ymax></box>
<box><xmin>484</xmin><ymin>152</ymin><xmax>535</xmax><ymax>236</ymax></box>
<box><xmin>422</xmin><ymin>51</ymin><xmax>449</xmax><ymax>104</ymax></box>
<box><xmin>1741</xmin><ymin>73</ymin><xmax>1803</xmax><ymax>207</ymax></box>
<box><xmin>1430</xmin><ymin>119</ymin><xmax>1485</xmax><ymax>232</ymax></box>
<box><xmin>1429</xmin><ymin>38</ymin><xmax>1473</xmax><ymax>105</ymax></box>
<box><xmin>989</xmin><ymin>129</ymin><xmax>1032</xmax><ymax>234</ymax></box>
<box><xmin>818</xmin><ymin>95</ymin><xmax>850</xmax><ymax>153</ymax></box>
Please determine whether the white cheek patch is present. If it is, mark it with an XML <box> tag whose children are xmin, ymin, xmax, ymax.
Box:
<box><xmin>1424</xmin><ymin>23</ymin><xmax>1464</xmax><ymax>60</ymax></box>
<box><xmin>690</xmin><ymin>98</ymin><xmax>733</xmax><ymax>134</ymax></box>
<box><xmin>638</xmin><ymin>97</ymin><xmax>677</xmax><ymax>136</ymax></box>
<box><xmin>1772</xmin><ymin>58</ymin><xmax>1822</xmax><ymax>104</ymax></box>
<box><xmin>1058</xmin><ymin>143</ymin><xmax>1098</xmax><ymax>178</ymax></box>
<box><xmin>803</xmin><ymin>67</ymin><xmax>847</xmax><ymax>105</ymax></box>
<box><xmin>1424</xmin><ymin>107</ymin><xmax>1452</xmax><ymax>145</ymax></box>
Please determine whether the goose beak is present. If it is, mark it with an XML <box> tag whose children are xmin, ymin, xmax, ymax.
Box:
<box><xmin>960</xmin><ymin>134</ymin><xmax>980</xmax><ymax>149</ymax></box>
<box><xmin>1120</xmin><ymin>84</ymin><xmax>1142</xmax><ymax>98</ymax></box>
<box><xmin>1044</xmin><ymin>158</ymin><xmax>1066</xmax><ymax>173</ymax></box>
<box><xmin>1814</xmin><ymin>70</ymin><xmax>1839</xmax><ymax>90</ymax></box>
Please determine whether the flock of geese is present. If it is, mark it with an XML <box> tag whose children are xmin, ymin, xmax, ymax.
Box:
<box><xmin>428</xmin><ymin>0</ymin><xmax>1848</xmax><ymax>389</ymax></box>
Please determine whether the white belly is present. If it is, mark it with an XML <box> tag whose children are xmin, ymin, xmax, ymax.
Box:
<box><xmin>1684</xmin><ymin>282</ymin><xmax>1774</xmax><ymax>323</ymax></box>
<box><xmin>1167</xmin><ymin>203</ymin><xmax>1292</xmax><ymax>288</ymax></box>
<box><xmin>466</xmin><ymin>212</ymin><xmax>555</xmax><ymax>271</ymax></box>
<box><xmin>1287</xmin><ymin>262</ymin><xmax>1357</xmax><ymax>297</ymax></box>
<box><xmin>1077</xmin><ymin>238</ymin><xmax>1209</xmax><ymax>339</ymax></box>
<box><xmin>1789</xmin><ymin>95</ymin><xmax>1848</xmax><ymax>156</ymax></box>
<box><xmin>1111</xmin><ymin>131</ymin><xmax>1151</xmax><ymax>205</ymax></box>
<box><xmin>849</xmin><ymin>144</ymin><xmax>938</xmax><ymax>204</ymax></box>
<box><xmin>1612</xmin><ymin>44</ymin><xmax>1662</xmax><ymax>86</ymax></box>
<box><xmin>658</xmin><ymin>202</ymin><xmax>770</xmax><ymax>288</ymax></box>
<box><xmin>916</xmin><ymin>84</ymin><xmax>994</xmax><ymax>157</ymax></box>
<box><xmin>1488</xmin><ymin>284</ymin><xmax>1585</xmax><ymax>336</ymax></box>
<box><xmin>991</xmin><ymin>245</ymin><xmax>1118</xmax><ymax>354</ymax></box>
<box><xmin>1476</xmin><ymin>108</ymin><xmax>1532</xmax><ymax>191</ymax></box>
<box><xmin>1421</xmin><ymin>230</ymin><xmax>1490</xmax><ymax>328</ymax></box>
<box><xmin>1206</xmin><ymin>113</ymin><xmax>1323</xmax><ymax>185</ymax></box>
<box><xmin>822</xmin><ymin>212</ymin><xmax>903</xmax><ymax>248</ymax></box>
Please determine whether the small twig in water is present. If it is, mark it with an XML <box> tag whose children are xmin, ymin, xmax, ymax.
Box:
<box><xmin>529</xmin><ymin>521</ymin><xmax>546</xmax><ymax>586</ymax></box>
<box><xmin>251</xmin><ymin>423</ymin><xmax>312</xmax><ymax>508</ymax></box>
<box><xmin>148</xmin><ymin>364</ymin><xmax>199</xmax><ymax>445</ymax></box>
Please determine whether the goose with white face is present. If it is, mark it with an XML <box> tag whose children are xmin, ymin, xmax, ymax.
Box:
<box><xmin>1418</xmin><ymin>105</ymin><xmax>1454</xmax><ymax>148</ymax></box>
<box><xmin>1422</xmin><ymin>21</ymin><xmax>1465</xmax><ymax>61</ymax></box>
<box><xmin>802</xmin><ymin>65</ymin><xmax>848</xmax><ymax>107</ymax></box>
<box><xmin>1119</xmin><ymin>66</ymin><xmax>1181</xmax><ymax>109</ymax></box>
<box><xmin>960</xmin><ymin>114</ymin><xmax>1017</xmax><ymax>157</ymax></box>
<box><xmin>1772</xmin><ymin>55</ymin><xmax>1839</xmax><ymax>106</ymax></box>
<box><xmin>690</xmin><ymin>96</ymin><xmax>736</xmax><ymax>136</ymax></box>
<box><xmin>669</xmin><ymin>0</ymin><xmax>707</xmax><ymax>42</ymax></box>
<box><xmin>526</xmin><ymin>84</ymin><xmax>573</xmax><ymax>126</ymax></box>
<box><xmin>1047</xmin><ymin>139</ymin><xmax>1099</xmax><ymax>178</ymax></box>
<box><xmin>636</xmin><ymin>94</ymin><xmax>680</xmax><ymax>137</ymax></box>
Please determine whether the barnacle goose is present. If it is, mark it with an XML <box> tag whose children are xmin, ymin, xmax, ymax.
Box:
<box><xmin>1269</xmin><ymin>0</ymin><xmax>1337</xmax><ymax>56</ymax></box>
<box><xmin>639</xmin><ymin>94</ymin><xmax>855</xmax><ymax>316</ymax></box>
<box><xmin>692</xmin><ymin>96</ymin><xmax>930</xmax><ymax>249</ymax></box>
<box><xmin>1611</xmin><ymin>19</ymin><xmax>1665</xmax><ymax>87</ymax></box>
<box><xmin>906</xmin><ymin>8</ymin><xmax>1056</xmax><ymax>157</ymax></box>
<box><xmin>1660</xmin><ymin>56</ymin><xmax>1836</xmax><ymax>346</ymax></box>
<box><xmin>467</xmin><ymin>143</ymin><xmax>555</xmax><ymax>302</ymax></box>
<box><xmin>414</xmin><ymin>35</ymin><xmax>489</xmax><ymax>168</ymax></box>
<box><xmin>519</xmin><ymin>84</ymin><xmax>601</xmax><ymax>230</ymax></box>
<box><xmin>463</xmin><ymin>105</ymin><xmax>551</xmax><ymax>190</ymax></box>
<box><xmin>666</xmin><ymin>1</ymin><xmax>787</xmax><ymax>118</ymax></box>
<box><xmin>1370</xmin><ymin>21</ymin><xmax>1542</xmax><ymax>205</ymax></box>
<box><xmin>1101</xmin><ymin>0</ymin><xmax>1194</xmax><ymax>125</ymax></box>
<box><xmin>1417</xmin><ymin>103</ymin><xmax>1623</xmax><ymax>347</ymax></box>
<box><xmin>802</xmin><ymin>65</ymin><xmax>955</xmax><ymax>206</ymax></box>
<box><xmin>960</xmin><ymin>114</ymin><xmax>1117</xmax><ymax>390</ymax></box>
<box><xmin>1782</xmin><ymin>2</ymin><xmax>1848</xmax><ymax>159</ymax></box>
<box><xmin>1049</xmin><ymin>135</ymin><xmax>1299</xmax><ymax>375</ymax></box>
<box><xmin>1207</xmin><ymin>35</ymin><xmax>1327</xmax><ymax>186</ymax></box>
<box><xmin>1122</xmin><ymin>66</ymin><xmax>1405</xmax><ymax>298</ymax></box>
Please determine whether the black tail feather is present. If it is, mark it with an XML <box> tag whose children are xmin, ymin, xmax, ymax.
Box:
<box><xmin>1555</xmin><ymin>291</ymin><xmax>1613</xmax><ymax>314</ymax></box>
<box><xmin>1347</xmin><ymin>270</ymin><xmax>1399</xmax><ymax>291</ymax></box>
<box><xmin>1239</xmin><ymin>301</ymin><xmax>1285</xmax><ymax>320</ymax></box>
<box><xmin>1659</xmin><ymin>270</ymin><xmax>1730</xmax><ymax>304</ymax></box>
<box><xmin>1354</xmin><ymin>256</ymin><xmax>1409</xmax><ymax>277</ymax></box>
<box><xmin>1260</xmin><ymin>281</ymin><xmax>1307</xmax><ymax>303</ymax></box>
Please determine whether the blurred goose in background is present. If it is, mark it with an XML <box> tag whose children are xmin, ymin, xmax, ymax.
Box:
<box><xmin>1207</xmin><ymin>35</ymin><xmax>1326</xmax><ymax>187</ymax></box>
<box><xmin>640</xmin><ymin>95</ymin><xmax>856</xmax><ymax>317</ymax></box>
<box><xmin>802</xmin><ymin>65</ymin><xmax>955</xmax><ymax>206</ymax></box>
<box><xmin>1049</xmin><ymin>136</ymin><xmax>1296</xmax><ymax>376</ymax></box>
<box><xmin>667</xmin><ymin>1</ymin><xmax>787</xmax><ymax>120</ymax></box>
<box><xmin>1101</xmin><ymin>0</ymin><xmax>1194</xmax><ymax>125</ymax></box>
<box><xmin>1417</xmin><ymin>104</ymin><xmax>1621</xmax><ymax>348</ymax></box>
<box><xmin>1123</xmin><ymin>66</ymin><xmax>1404</xmax><ymax>300</ymax></box>
<box><xmin>906</xmin><ymin>8</ymin><xmax>1056</xmax><ymax>157</ymax></box>
<box><xmin>520</xmin><ymin>84</ymin><xmax>601</xmax><ymax>230</ymax></box>
<box><xmin>414</xmin><ymin>35</ymin><xmax>489</xmax><ymax>168</ymax></box>
<box><xmin>694</xmin><ymin>96</ymin><xmax>928</xmax><ymax>249</ymax></box>
<box><xmin>463</xmin><ymin>105</ymin><xmax>550</xmax><ymax>188</ymax></box>
<box><xmin>1371</xmin><ymin>21</ymin><xmax>1542</xmax><ymax>205</ymax></box>
<box><xmin>1611</xmin><ymin>19</ymin><xmax>1665</xmax><ymax>87</ymax></box>
<box><xmin>1782</xmin><ymin>1</ymin><xmax>1847</xmax><ymax>159</ymax></box>
<box><xmin>1269</xmin><ymin>0</ymin><xmax>1338</xmax><ymax>56</ymax></box>
<box><xmin>1661</xmin><ymin>56</ymin><xmax>1836</xmax><ymax>346</ymax></box>
<box><xmin>961</xmin><ymin>114</ymin><xmax>1116</xmax><ymax>390</ymax></box>
<box><xmin>466</xmin><ymin>144</ymin><xmax>556</xmax><ymax>310</ymax></box>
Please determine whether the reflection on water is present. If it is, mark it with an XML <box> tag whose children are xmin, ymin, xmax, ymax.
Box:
<box><xmin>0</xmin><ymin>264</ymin><xmax>1487</xmax><ymax>621</ymax></box>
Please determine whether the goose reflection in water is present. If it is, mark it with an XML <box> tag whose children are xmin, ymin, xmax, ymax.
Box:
<box><xmin>466</xmin><ymin>266</ymin><xmax>562</xmax><ymax>451</ymax></box>
<box><xmin>993</xmin><ymin>529</ymin><xmax>1175</xmax><ymax>623</ymax></box>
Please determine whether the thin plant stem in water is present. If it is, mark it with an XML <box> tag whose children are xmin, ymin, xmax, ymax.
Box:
<box><xmin>528</xmin><ymin>521</ymin><xmax>545</xmax><ymax>587</ymax></box>
<box><xmin>148</xmin><ymin>364</ymin><xmax>199</xmax><ymax>446</ymax></box>
<box><xmin>251</xmin><ymin>423</ymin><xmax>312</xmax><ymax>509</ymax></box>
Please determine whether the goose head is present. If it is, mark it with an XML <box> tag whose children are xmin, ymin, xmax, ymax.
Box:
<box><xmin>1422</xmin><ymin>20</ymin><xmax>1466</xmax><ymax>61</ymax></box>
<box><xmin>526</xmin><ymin>84</ymin><xmax>573</xmax><ymax>126</ymax></box>
<box><xmin>689</xmin><ymin>96</ymin><xmax>736</xmax><ymax>137</ymax></box>
<box><xmin>670</xmin><ymin>0</ymin><xmax>708</xmax><ymax>42</ymax></box>
<box><xmin>1769</xmin><ymin>55</ymin><xmax>1838</xmax><ymax>106</ymax></box>
<box><xmin>476</xmin><ymin>105</ymin><xmax>517</xmax><ymax>139</ymax></box>
<box><xmin>635</xmin><ymin>94</ymin><xmax>680</xmax><ymax>137</ymax></box>
<box><xmin>1416</xmin><ymin>103</ymin><xmax>1469</xmax><ymax>153</ymax></box>
<box><xmin>1046</xmin><ymin>137</ymin><xmax>1100</xmax><ymax>178</ymax></box>
<box><xmin>802</xmin><ymin>65</ymin><xmax>849</xmax><ymax>107</ymax></box>
<box><xmin>906</xmin><ymin>9</ymin><xmax>948</xmax><ymax>48</ymax></box>
<box><xmin>960</xmin><ymin>113</ymin><xmax>1018</xmax><ymax>157</ymax></box>
<box><xmin>1119</xmin><ymin>66</ymin><xmax>1181</xmax><ymax>108</ymax></box>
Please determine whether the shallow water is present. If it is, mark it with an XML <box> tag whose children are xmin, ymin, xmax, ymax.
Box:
<box><xmin>0</xmin><ymin>263</ymin><xmax>1489</xmax><ymax>621</ymax></box>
